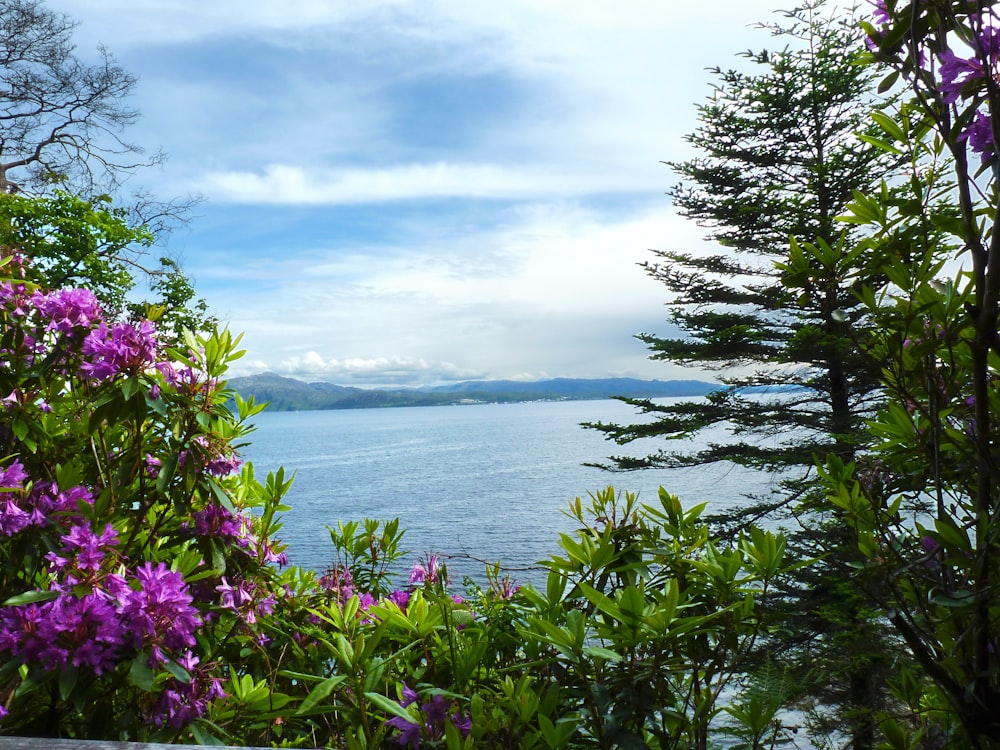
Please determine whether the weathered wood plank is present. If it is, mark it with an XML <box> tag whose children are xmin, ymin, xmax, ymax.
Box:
<box><xmin>0</xmin><ymin>739</ymin><xmax>279</xmax><ymax>750</ymax></box>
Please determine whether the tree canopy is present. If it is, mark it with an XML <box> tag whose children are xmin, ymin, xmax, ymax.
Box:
<box><xmin>586</xmin><ymin>2</ymin><xmax>902</xmax><ymax>474</ymax></box>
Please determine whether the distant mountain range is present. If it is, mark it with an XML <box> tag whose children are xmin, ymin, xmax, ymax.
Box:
<box><xmin>226</xmin><ymin>372</ymin><xmax>717</xmax><ymax>411</ymax></box>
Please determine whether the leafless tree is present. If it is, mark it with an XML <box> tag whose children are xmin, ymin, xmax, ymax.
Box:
<box><xmin>0</xmin><ymin>0</ymin><xmax>164</xmax><ymax>196</ymax></box>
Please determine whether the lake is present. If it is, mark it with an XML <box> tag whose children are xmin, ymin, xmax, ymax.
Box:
<box><xmin>240</xmin><ymin>398</ymin><xmax>783</xmax><ymax>585</ymax></box>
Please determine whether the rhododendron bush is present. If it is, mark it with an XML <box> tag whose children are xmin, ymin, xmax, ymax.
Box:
<box><xmin>0</xmin><ymin>251</ymin><xmax>289</xmax><ymax>739</ymax></box>
<box><xmin>813</xmin><ymin>1</ymin><xmax>1000</xmax><ymax>747</ymax></box>
<box><xmin>0</xmin><ymin>247</ymin><xmax>790</xmax><ymax>746</ymax></box>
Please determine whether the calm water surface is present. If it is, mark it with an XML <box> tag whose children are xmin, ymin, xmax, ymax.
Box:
<box><xmin>241</xmin><ymin>399</ymin><xmax>781</xmax><ymax>584</ymax></box>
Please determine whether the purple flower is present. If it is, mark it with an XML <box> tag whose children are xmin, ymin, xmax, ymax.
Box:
<box><xmin>144</xmin><ymin>454</ymin><xmax>162</xmax><ymax>479</ymax></box>
<box><xmin>0</xmin><ymin>470</ymin><xmax>57</xmax><ymax>536</ymax></box>
<box><xmin>30</xmin><ymin>288</ymin><xmax>102</xmax><ymax>333</ymax></box>
<box><xmin>869</xmin><ymin>0</ymin><xmax>890</xmax><ymax>26</ymax></box>
<box><xmin>148</xmin><ymin>663</ymin><xmax>227</xmax><ymax>729</ymax></box>
<box><xmin>47</xmin><ymin>523</ymin><xmax>118</xmax><ymax>576</ymax></box>
<box><xmin>938</xmin><ymin>47</ymin><xmax>983</xmax><ymax>105</ymax></box>
<box><xmin>191</xmin><ymin>435</ymin><xmax>242</xmax><ymax>477</ymax></box>
<box><xmin>0</xmin><ymin>460</ymin><xmax>28</xmax><ymax>490</ymax></box>
<box><xmin>385</xmin><ymin>713</ymin><xmax>421</xmax><ymax>749</ymax></box>
<box><xmin>383</xmin><ymin>685</ymin><xmax>472</xmax><ymax>747</ymax></box>
<box><xmin>319</xmin><ymin>564</ymin><xmax>355</xmax><ymax>602</ymax></box>
<box><xmin>0</xmin><ymin>592</ymin><xmax>127</xmax><ymax>676</ymax></box>
<box><xmin>0</xmin><ymin>497</ymin><xmax>31</xmax><ymax>536</ymax></box>
<box><xmin>192</xmin><ymin>503</ymin><xmax>246</xmax><ymax>544</ymax></box>
<box><xmin>958</xmin><ymin>109</ymin><xmax>995</xmax><ymax>162</ymax></box>
<box><xmin>215</xmin><ymin>576</ymin><xmax>250</xmax><ymax>611</ymax></box>
<box><xmin>491</xmin><ymin>574</ymin><xmax>521</xmax><ymax>600</ymax></box>
<box><xmin>386</xmin><ymin>684</ymin><xmax>422</xmax><ymax>748</ymax></box>
<box><xmin>408</xmin><ymin>562</ymin><xmax>426</xmax><ymax>585</ymax></box>
<box><xmin>408</xmin><ymin>554</ymin><xmax>444</xmax><ymax>586</ymax></box>
<box><xmin>80</xmin><ymin>320</ymin><xmax>159</xmax><ymax>381</ymax></box>
<box><xmin>214</xmin><ymin>576</ymin><xmax>273</xmax><ymax>625</ymax></box>
<box><xmin>120</xmin><ymin>562</ymin><xmax>202</xmax><ymax>654</ymax></box>
<box><xmin>400</xmin><ymin>683</ymin><xmax>419</xmax><ymax>706</ymax></box>
<box><xmin>423</xmin><ymin>694</ymin><xmax>450</xmax><ymax>724</ymax></box>
<box><xmin>387</xmin><ymin>589</ymin><xmax>411</xmax><ymax>611</ymax></box>
<box><xmin>452</xmin><ymin>710</ymin><xmax>472</xmax><ymax>736</ymax></box>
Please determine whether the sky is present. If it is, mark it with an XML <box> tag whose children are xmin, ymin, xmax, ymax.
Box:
<box><xmin>47</xmin><ymin>0</ymin><xmax>796</xmax><ymax>387</ymax></box>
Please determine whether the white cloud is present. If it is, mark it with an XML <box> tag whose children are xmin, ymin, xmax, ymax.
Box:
<box><xmin>211</xmin><ymin>200</ymin><xmax>707</xmax><ymax>385</ymax></box>
<box><xmin>271</xmin><ymin>353</ymin><xmax>485</xmax><ymax>384</ymax></box>
<box><xmin>60</xmin><ymin>0</ymin><xmax>791</xmax><ymax>203</ymax></box>
<box><xmin>44</xmin><ymin>0</ymin><xmax>818</xmax><ymax>386</ymax></box>
<box><xmin>196</xmin><ymin>162</ymin><xmax>663</xmax><ymax>205</ymax></box>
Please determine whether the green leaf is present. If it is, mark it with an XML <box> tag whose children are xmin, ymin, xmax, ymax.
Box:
<box><xmin>3</xmin><ymin>589</ymin><xmax>59</xmax><ymax>606</ymax></box>
<box><xmin>877</xmin><ymin>70</ymin><xmax>899</xmax><ymax>94</ymax></box>
<box><xmin>583</xmin><ymin>646</ymin><xmax>622</xmax><ymax>662</ymax></box>
<box><xmin>189</xmin><ymin>720</ymin><xmax>226</xmax><ymax>746</ymax></box>
<box><xmin>856</xmin><ymin>133</ymin><xmax>901</xmax><ymax>154</ymax></box>
<box><xmin>156</xmin><ymin>452</ymin><xmax>179</xmax><ymax>494</ymax></box>
<box><xmin>364</xmin><ymin>691</ymin><xmax>417</xmax><ymax>723</ymax></box>
<box><xmin>297</xmin><ymin>675</ymin><xmax>345</xmax><ymax>715</ymax></box>
<box><xmin>11</xmin><ymin>419</ymin><xmax>28</xmax><ymax>441</ymax></box>
<box><xmin>130</xmin><ymin>656</ymin><xmax>156</xmax><ymax>691</ymax></box>
<box><xmin>59</xmin><ymin>666</ymin><xmax>78</xmax><ymax>700</ymax></box>
<box><xmin>163</xmin><ymin>658</ymin><xmax>192</xmax><ymax>684</ymax></box>
<box><xmin>933</xmin><ymin>518</ymin><xmax>971</xmax><ymax>551</ymax></box>
<box><xmin>871</xmin><ymin>110</ymin><xmax>906</xmax><ymax>143</ymax></box>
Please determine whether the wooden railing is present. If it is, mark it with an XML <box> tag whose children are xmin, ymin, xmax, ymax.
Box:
<box><xmin>0</xmin><ymin>740</ymin><xmax>277</xmax><ymax>750</ymax></box>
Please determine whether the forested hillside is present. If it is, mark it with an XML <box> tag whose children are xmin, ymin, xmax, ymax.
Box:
<box><xmin>228</xmin><ymin>372</ymin><xmax>716</xmax><ymax>410</ymax></box>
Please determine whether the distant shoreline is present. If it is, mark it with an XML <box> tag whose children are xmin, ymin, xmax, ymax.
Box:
<box><xmin>227</xmin><ymin>372</ymin><xmax>719</xmax><ymax>412</ymax></box>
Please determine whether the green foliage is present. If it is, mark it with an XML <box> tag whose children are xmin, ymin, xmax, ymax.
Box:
<box><xmin>517</xmin><ymin>487</ymin><xmax>794</xmax><ymax>749</ymax></box>
<box><xmin>588</xmin><ymin>1</ymin><xmax>894</xmax><ymax>476</ymax></box>
<box><xmin>0</xmin><ymin>214</ymin><xmax>797</xmax><ymax>747</ymax></box>
<box><xmin>0</xmin><ymin>191</ymin><xmax>214</xmax><ymax>338</ymax></box>
<box><xmin>587</xmin><ymin>4</ymin><xmax>911</xmax><ymax>747</ymax></box>
<box><xmin>0</xmin><ymin>191</ymin><xmax>151</xmax><ymax>316</ymax></box>
<box><xmin>327</xmin><ymin>517</ymin><xmax>408</xmax><ymax>598</ymax></box>
<box><xmin>816</xmin><ymin>3</ymin><xmax>1000</xmax><ymax>746</ymax></box>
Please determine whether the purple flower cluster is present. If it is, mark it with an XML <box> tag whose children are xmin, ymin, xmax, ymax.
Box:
<box><xmin>216</xmin><ymin>576</ymin><xmax>276</xmax><ymax>625</ymax></box>
<box><xmin>0</xmin><ymin>280</ymin><xmax>29</xmax><ymax>316</ymax></box>
<box><xmin>191</xmin><ymin>434</ymin><xmax>242</xmax><ymax>477</ymax></box>
<box><xmin>148</xmin><ymin>652</ymin><xmax>226</xmax><ymax>729</ymax></box>
<box><xmin>319</xmin><ymin>563</ymin><xmax>355</xmax><ymax>603</ymax></box>
<box><xmin>120</xmin><ymin>563</ymin><xmax>202</xmax><ymax>660</ymax></box>
<box><xmin>0</xmin><ymin>592</ymin><xmax>125</xmax><ymax>675</ymax></box>
<box><xmin>385</xmin><ymin>683</ymin><xmax>472</xmax><ymax>749</ymax></box>
<box><xmin>864</xmin><ymin>0</ymin><xmax>891</xmax><ymax>51</ymax></box>
<box><xmin>350</xmin><ymin>588</ymin><xmax>409</xmax><ymax>626</ymax></box>
<box><xmin>869</xmin><ymin>0</ymin><xmax>889</xmax><ymax>26</ymax></box>
<box><xmin>490</xmin><ymin>573</ymin><xmax>521</xmax><ymax>601</ymax></box>
<box><xmin>936</xmin><ymin>14</ymin><xmax>1000</xmax><ymax>160</ymax></box>
<box><xmin>45</xmin><ymin>522</ymin><xmax>119</xmax><ymax>585</ymax></box>
<box><xmin>185</xmin><ymin>501</ymin><xmax>286</xmax><ymax>566</ymax></box>
<box><xmin>0</xmin><ymin>561</ymin><xmax>202</xmax><ymax>682</ymax></box>
<box><xmin>80</xmin><ymin>320</ymin><xmax>159</xmax><ymax>380</ymax></box>
<box><xmin>30</xmin><ymin>288</ymin><xmax>102</xmax><ymax>334</ymax></box>
<box><xmin>191</xmin><ymin>502</ymin><xmax>253</xmax><ymax>547</ymax></box>
<box><xmin>408</xmin><ymin>554</ymin><xmax>444</xmax><ymax>586</ymax></box>
<box><xmin>0</xmin><ymin>465</ymin><xmax>94</xmax><ymax>537</ymax></box>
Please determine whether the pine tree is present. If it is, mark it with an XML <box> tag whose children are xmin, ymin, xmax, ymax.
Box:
<box><xmin>586</xmin><ymin>3</ymin><xmax>914</xmax><ymax>746</ymax></box>
<box><xmin>589</xmin><ymin>2</ymin><xmax>891</xmax><ymax>475</ymax></box>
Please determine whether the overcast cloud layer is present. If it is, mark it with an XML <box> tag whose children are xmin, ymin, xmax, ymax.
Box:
<box><xmin>48</xmin><ymin>0</ymin><xmax>802</xmax><ymax>386</ymax></box>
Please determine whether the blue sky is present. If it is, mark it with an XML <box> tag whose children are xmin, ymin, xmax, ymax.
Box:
<box><xmin>50</xmin><ymin>0</ymin><xmax>792</xmax><ymax>386</ymax></box>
